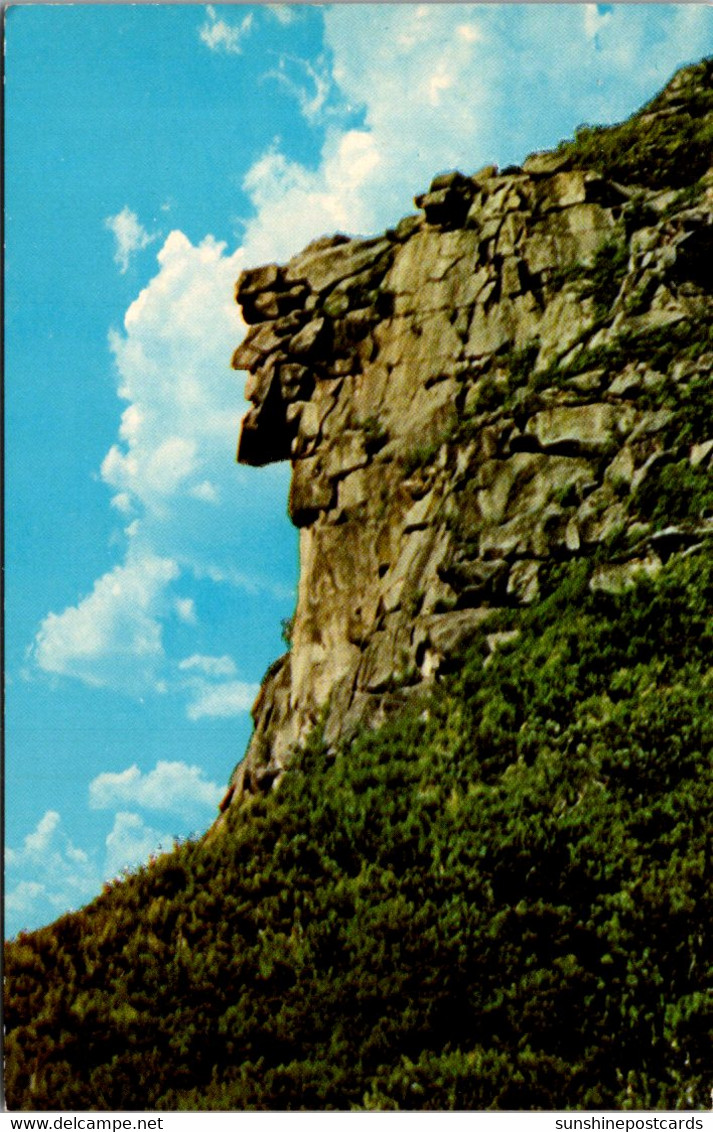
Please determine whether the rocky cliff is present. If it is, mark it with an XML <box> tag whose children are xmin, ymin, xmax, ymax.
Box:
<box><xmin>226</xmin><ymin>59</ymin><xmax>713</xmax><ymax>804</ymax></box>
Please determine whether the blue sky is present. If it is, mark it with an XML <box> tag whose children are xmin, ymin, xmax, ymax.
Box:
<box><xmin>5</xmin><ymin>3</ymin><xmax>713</xmax><ymax>938</ymax></box>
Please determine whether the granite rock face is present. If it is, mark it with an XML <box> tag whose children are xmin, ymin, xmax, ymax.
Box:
<box><xmin>223</xmin><ymin>62</ymin><xmax>713</xmax><ymax>805</ymax></box>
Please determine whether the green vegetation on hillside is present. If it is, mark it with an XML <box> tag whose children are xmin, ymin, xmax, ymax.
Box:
<box><xmin>559</xmin><ymin>57</ymin><xmax>713</xmax><ymax>190</ymax></box>
<box><xmin>5</xmin><ymin>551</ymin><xmax>712</xmax><ymax>1111</ymax></box>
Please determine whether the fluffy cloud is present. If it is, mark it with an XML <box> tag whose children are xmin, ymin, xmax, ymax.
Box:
<box><xmin>101</xmin><ymin>228</ymin><xmax>290</xmax><ymax>557</ymax></box>
<box><xmin>5</xmin><ymin>811</ymin><xmax>101</xmax><ymax>936</ymax></box>
<box><xmin>18</xmin><ymin>3</ymin><xmax>713</xmax><ymax>941</ymax></box>
<box><xmin>104</xmin><ymin>811</ymin><xmax>173</xmax><ymax>878</ymax></box>
<box><xmin>176</xmin><ymin>653</ymin><xmax>259</xmax><ymax>720</ymax></box>
<box><xmin>7</xmin><ymin>810</ymin><xmax>62</xmax><ymax>864</ymax></box>
<box><xmin>199</xmin><ymin>6</ymin><xmax>254</xmax><ymax>54</ymax></box>
<box><xmin>32</xmin><ymin>225</ymin><xmax>293</xmax><ymax>701</ymax></box>
<box><xmin>105</xmin><ymin>206</ymin><xmax>157</xmax><ymax>273</ymax></box>
<box><xmin>6</xmin><ymin>793</ymin><xmax>202</xmax><ymax>935</ymax></box>
<box><xmin>186</xmin><ymin>679</ymin><xmax>259</xmax><ymax>721</ymax></box>
<box><xmin>32</xmin><ymin>552</ymin><xmax>179</xmax><ymax>691</ymax></box>
<box><xmin>242</xmin><ymin>129</ymin><xmax>381</xmax><ymax>263</ymax></box>
<box><xmin>89</xmin><ymin>760</ymin><xmax>222</xmax><ymax>815</ymax></box>
<box><xmin>5</xmin><ymin>806</ymin><xmax>185</xmax><ymax>936</ymax></box>
<box><xmin>103</xmin><ymin>231</ymin><xmax>245</xmax><ymax>516</ymax></box>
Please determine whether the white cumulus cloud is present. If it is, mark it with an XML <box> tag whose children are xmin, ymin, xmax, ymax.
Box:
<box><xmin>105</xmin><ymin>206</ymin><xmax>157</xmax><ymax>273</ymax></box>
<box><xmin>32</xmin><ymin>552</ymin><xmax>179</xmax><ymax>692</ymax></box>
<box><xmin>177</xmin><ymin>653</ymin><xmax>259</xmax><ymax>722</ymax></box>
<box><xmin>242</xmin><ymin>128</ymin><xmax>381</xmax><ymax>263</ymax></box>
<box><xmin>186</xmin><ymin>679</ymin><xmax>259</xmax><ymax>721</ymax></box>
<box><xmin>100</xmin><ymin>223</ymin><xmax>293</xmax><ymax>581</ymax></box>
<box><xmin>7</xmin><ymin>810</ymin><xmax>62</xmax><ymax>864</ymax></box>
<box><xmin>31</xmin><ymin>225</ymin><xmax>292</xmax><ymax>700</ymax></box>
<box><xmin>5</xmin><ymin>811</ymin><xmax>100</xmax><ymax>936</ymax></box>
<box><xmin>89</xmin><ymin>759</ymin><xmax>222</xmax><ymax>814</ymax></box>
<box><xmin>104</xmin><ymin>231</ymin><xmax>245</xmax><ymax>516</ymax></box>
<box><xmin>104</xmin><ymin>811</ymin><xmax>173</xmax><ymax>878</ymax></box>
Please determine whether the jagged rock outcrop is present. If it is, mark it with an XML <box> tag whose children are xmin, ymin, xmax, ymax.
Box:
<box><xmin>225</xmin><ymin>60</ymin><xmax>713</xmax><ymax>803</ymax></box>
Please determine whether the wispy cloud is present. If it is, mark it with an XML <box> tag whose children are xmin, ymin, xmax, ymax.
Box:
<box><xmin>267</xmin><ymin>6</ymin><xmax>296</xmax><ymax>28</ymax></box>
<box><xmin>199</xmin><ymin>5</ymin><xmax>254</xmax><ymax>55</ymax></box>
<box><xmin>174</xmin><ymin>597</ymin><xmax>197</xmax><ymax>625</ymax></box>
<box><xmin>17</xmin><ymin>2</ymin><xmax>713</xmax><ymax>943</ymax></box>
<box><xmin>264</xmin><ymin>53</ymin><xmax>335</xmax><ymax>124</ymax></box>
<box><xmin>7</xmin><ymin>810</ymin><xmax>66</xmax><ymax>865</ymax></box>
<box><xmin>178</xmin><ymin>654</ymin><xmax>260</xmax><ymax>721</ymax></box>
<box><xmin>243</xmin><ymin>4</ymin><xmax>713</xmax><ymax>261</ymax></box>
<box><xmin>189</xmin><ymin>480</ymin><xmax>220</xmax><ymax>504</ymax></box>
<box><xmin>105</xmin><ymin>206</ymin><xmax>157</xmax><ymax>273</ymax></box>
<box><xmin>178</xmin><ymin>653</ymin><xmax>237</xmax><ymax>678</ymax></box>
<box><xmin>584</xmin><ymin>3</ymin><xmax>614</xmax><ymax>52</ymax></box>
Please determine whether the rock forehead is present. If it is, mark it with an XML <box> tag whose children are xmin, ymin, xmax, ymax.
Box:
<box><xmin>226</xmin><ymin>65</ymin><xmax>713</xmax><ymax>805</ymax></box>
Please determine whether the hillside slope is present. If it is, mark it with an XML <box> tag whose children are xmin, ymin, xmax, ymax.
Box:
<box><xmin>4</xmin><ymin>59</ymin><xmax>713</xmax><ymax>1112</ymax></box>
